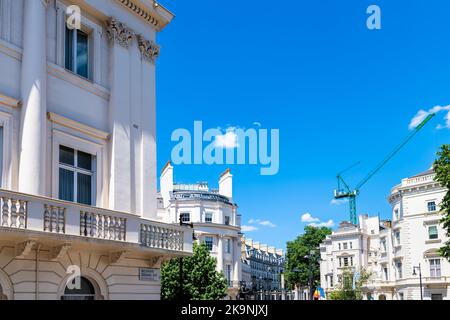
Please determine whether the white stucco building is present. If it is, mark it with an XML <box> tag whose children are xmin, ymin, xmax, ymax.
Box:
<box><xmin>0</xmin><ymin>0</ymin><xmax>193</xmax><ymax>300</ymax></box>
<box><xmin>240</xmin><ymin>237</ymin><xmax>286</xmax><ymax>300</ymax></box>
<box><xmin>320</xmin><ymin>168</ymin><xmax>450</xmax><ymax>300</ymax></box>
<box><xmin>158</xmin><ymin>162</ymin><xmax>242</xmax><ymax>299</ymax></box>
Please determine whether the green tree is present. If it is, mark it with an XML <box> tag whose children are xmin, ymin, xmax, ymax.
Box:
<box><xmin>161</xmin><ymin>242</ymin><xmax>228</xmax><ymax>300</ymax></box>
<box><xmin>328</xmin><ymin>268</ymin><xmax>372</xmax><ymax>300</ymax></box>
<box><xmin>433</xmin><ymin>144</ymin><xmax>450</xmax><ymax>261</ymax></box>
<box><xmin>285</xmin><ymin>226</ymin><xmax>332</xmax><ymax>299</ymax></box>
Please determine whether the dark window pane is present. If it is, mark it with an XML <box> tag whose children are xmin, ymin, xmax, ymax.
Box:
<box><xmin>62</xmin><ymin>277</ymin><xmax>95</xmax><ymax>300</ymax></box>
<box><xmin>65</xmin><ymin>27</ymin><xmax>74</xmax><ymax>71</ymax></box>
<box><xmin>77</xmin><ymin>30</ymin><xmax>89</xmax><ymax>78</ymax></box>
<box><xmin>60</xmin><ymin>146</ymin><xmax>75</xmax><ymax>166</ymax></box>
<box><xmin>77</xmin><ymin>151</ymin><xmax>92</xmax><ymax>170</ymax></box>
<box><xmin>59</xmin><ymin>168</ymin><xmax>74</xmax><ymax>202</ymax></box>
<box><xmin>77</xmin><ymin>172</ymin><xmax>92</xmax><ymax>205</ymax></box>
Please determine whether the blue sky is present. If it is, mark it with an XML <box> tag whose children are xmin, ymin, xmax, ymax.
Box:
<box><xmin>155</xmin><ymin>0</ymin><xmax>450</xmax><ymax>249</ymax></box>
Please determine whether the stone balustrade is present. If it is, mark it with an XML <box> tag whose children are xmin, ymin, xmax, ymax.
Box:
<box><xmin>1</xmin><ymin>196</ymin><xmax>27</xmax><ymax>229</ymax></box>
<box><xmin>80</xmin><ymin>211</ymin><xmax>126</xmax><ymax>241</ymax></box>
<box><xmin>0</xmin><ymin>189</ymin><xmax>192</xmax><ymax>254</ymax></box>
<box><xmin>140</xmin><ymin>224</ymin><xmax>184</xmax><ymax>251</ymax></box>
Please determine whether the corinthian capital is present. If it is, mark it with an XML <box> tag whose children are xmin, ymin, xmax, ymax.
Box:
<box><xmin>137</xmin><ymin>34</ymin><xmax>160</xmax><ymax>63</ymax></box>
<box><xmin>106</xmin><ymin>18</ymin><xmax>134</xmax><ymax>49</ymax></box>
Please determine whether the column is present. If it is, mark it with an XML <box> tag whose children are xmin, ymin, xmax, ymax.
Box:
<box><xmin>137</xmin><ymin>35</ymin><xmax>159</xmax><ymax>219</ymax></box>
<box><xmin>106</xmin><ymin>18</ymin><xmax>133</xmax><ymax>212</ymax></box>
<box><xmin>233</xmin><ymin>238</ymin><xmax>241</xmax><ymax>287</ymax></box>
<box><xmin>18</xmin><ymin>0</ymin><xmax>48</xmax><ymax>196</ymax></box>
<box><xmin>217</xmin><ymin>236</ymin><xmax>224</xmax><ymax>273</ymax></box>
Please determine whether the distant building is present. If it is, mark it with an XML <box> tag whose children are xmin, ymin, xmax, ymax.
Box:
<box><xmin>240</xmin><ymin>237</ymin><xmax>287</xmax><ymax>300</ymax></box>
<box><xmin>158</xmin><ymin>163</ymin><xmax>242</xmax><ymax>299</ymax></box>
<box><xmin>320</xmin><ymin>169</ymin><xmax>450</xmax><ymax>300</ymax></box>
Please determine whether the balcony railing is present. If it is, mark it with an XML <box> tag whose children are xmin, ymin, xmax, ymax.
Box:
<box><xmin>0</xmin><ymin>189</ymin><xmax>192</xmax><ymax>254</ymax></box>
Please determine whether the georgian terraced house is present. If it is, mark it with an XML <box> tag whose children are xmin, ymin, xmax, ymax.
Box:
<box><xmin>0</xmin><ymin>0</ymin><xmax>193</xmax><ymax>300</ymax></box>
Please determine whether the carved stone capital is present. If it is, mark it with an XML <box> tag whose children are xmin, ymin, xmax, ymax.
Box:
<box><xmin>50</xmin><ymin>244</ymin><xmax>71</xmax><ymax>261</ymax></box>
<box><xmin>15</xmin><ymin>240</ymin><xmax>36</xmax><ymax>259</ymax></box>
<box><xmin>137</xmin><ymin>34</ymin><xmax>160</xmax><ymax>63</ymax></box>
<box><xmin>106</xmin><ymin>18</ymin><xmax>134</xmax><ymax>49</ymax></box>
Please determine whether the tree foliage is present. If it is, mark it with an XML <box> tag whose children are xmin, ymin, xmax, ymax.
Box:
<box><xmin>161</xmin><ymin>242</ymin><xmax>228</xmax><ymax>300</ymax></box>
<box><xmin>285</xmin><ymin>226</ymin><xmax>332</xmax><ymax>297</ymax></box>
<box><xmin>433</xmin><ymin>144</ymin><xmax>450</xmax><ymax>261</ymax></box>
<box><xmin>328</xmin><ymin>268</ymin><xmax>372</xmax><ymax>300</ymax></box>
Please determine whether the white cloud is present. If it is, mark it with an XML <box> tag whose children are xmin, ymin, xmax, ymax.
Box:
<box><xmin>409</xmin><ymin>105</ymin><xmax>450</xmax><ymax>130</ymax></box>
<box><xmin>241</xmin><ymin>225</ymin><xmax>258</xmax><ymax>232</ymax></box>
<box><xmin>247</xmin><ymin>219</ymin><xmax>276</xmax><ymax>228</ymax></box>
<box><xmin>301</xmin><ymin>213</ymin><xmax>334</xmax><ymax>228</ymax></box>
<box><xmin>214</xmin><ymin>127</ymin><xmax>240</xmax><ymax>149</ymax></box>
<box><xmin>253</xmin><ymin>122</ymin><xmax>262</xmax><ymax>127</ymax></box>
<box><xmin>301</xmin><ymin>213</ymin><xmax>320</xmax><ymax>223</ymax></box>
<box><xmin>309</xmin><ymin>219</ymin><xmax>335</xmax><ymax>228</ymax></box>
<box><xmin>330</xmin><ymin>198</ymin><xmax>348</xmax><ymax>205</ymax></box>
<box><xmin>259</xmin><ymin>220</ymin><xmax>276</xmax><ymax>228</ymax></box>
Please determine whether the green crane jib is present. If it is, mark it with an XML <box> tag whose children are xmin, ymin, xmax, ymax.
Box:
<box><xmin>334</xmin><ymin>113</ymin><xmax>435</xmax><ymax>225</ymax></box>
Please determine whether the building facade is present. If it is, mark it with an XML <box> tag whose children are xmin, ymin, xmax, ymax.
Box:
<box><xmin>158</xmin><ymin>163</ymin><xmax>242</xmax><ymax>299</ymax></box>
<box><xmin>320</xmin><ymin>169</ymin><xmax>450</xmax><ymax>300</ymax></box>
<box><xmin>0</xmin><ymin>0</ymin><xmax>193</xmax><ymax>300</ymax></box>
<box><xmin>240</xmin><ymin>237</ymin><xmax>286</xmax><ymax>300</ymax></box>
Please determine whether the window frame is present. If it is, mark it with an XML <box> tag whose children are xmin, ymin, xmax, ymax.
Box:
<box><xmin>55</xmin><ymin>1</ymin><xmax>102</xmax><ymax>84</ymax></box>
<box><xmin>226</xmin><ymin>238</ymin><xmax>231</xmax><ymax>254</ymax></box>
<box><xmin>396</xmin><ymin>261</ymin><xmax>403</xmax><ymax>279</ymax></box>
<box><xmin>51</xmin><ymin>129</ymin><xmax>105</xmax><ymax>207</ymax></box>
<box><xmin>205</xmin><ymin>212</ymin><xmax>213</xmax><ymax>223</ymax></box>
<box><xmin>0</xmin><ymin>111</ymin><xmax>13</xmax><ymax>189</ymax></box>
<box><xmin>427</xmin><ymin>201</ymin><xmax>437</xmax><ymax>213</ymax></box>
<box><xmin>204</xmin><ymin>236</ymin><xmax>214</xmax><ymax>251</ymax></box>
<box><xmin>65</xmin><ymin>26</ymin><xmax>92</xmax><ymax>80</ymax></box>
<box><xmin>58</xmin><ymin>146</ymin><xmax>95</xmax><ymax>205</ymax></box>
<box><xmin>394</xmin><ymin>231</ymin><xmax>401</xmax><ymax>246</ymax></box>
<box><xmin>224</xmin><ymin>215</ymin><xmax>230</xmax><ymax>225</ymax></box>
<box><xmin>428</xmin><ymin>225</ymin><xmax>438</xmax><ymax>240</ymax></box>
<box><xmin>429</xmin><ymin>259</ymin><xmax>441</xmax><ymax>278</ymax></box>
<box><xmin>180</xmin><ymin>212</ymin><xmax>190</xmax><ymax>223</ymax></box>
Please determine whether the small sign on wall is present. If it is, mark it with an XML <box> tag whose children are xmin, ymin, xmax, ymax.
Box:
<box><xmin>139</xmin><ymin>268</ymin><xmax>160</xmax><ymax>282</ymax></box>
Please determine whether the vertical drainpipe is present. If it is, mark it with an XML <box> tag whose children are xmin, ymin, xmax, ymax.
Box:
<box><xmin>36</xmin><ymin>244</ymin><xmax>41</xmax><ymax>300</ymax></box>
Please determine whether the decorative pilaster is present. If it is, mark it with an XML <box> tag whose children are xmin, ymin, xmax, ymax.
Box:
<box><xmin>105</xmin><ymin>18</ymin><xmax>134</xmax><ymax>48</ymax></box>
<box><xmin>137</xmin><ymin>35</ymin><xmax>160</xmax><ymax>63</ymax></box>
<box><xmin>217</xmin><ymin>235</ymin><xmax>224</xmax><ymax>273</ymax></box>
<box><xmin>19</xmin><ymin>0</ymin><xmax>48</xmax><ymax>196</ymax></box>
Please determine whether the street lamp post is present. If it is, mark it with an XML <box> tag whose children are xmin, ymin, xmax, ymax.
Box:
<box><xmin>412</xmin><ymin>263</ymin><xmax>423</xmax><ymax>300</ymax></box>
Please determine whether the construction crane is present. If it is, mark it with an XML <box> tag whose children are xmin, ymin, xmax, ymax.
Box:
<box><xmin>334</xmin><ymin>113</ymin><xmax>435</xmax><ymax>225</ymax></box>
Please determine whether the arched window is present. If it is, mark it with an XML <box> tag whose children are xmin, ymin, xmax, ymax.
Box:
<box><xmin>378</xmin><ymin>294</ymin><xmax>387</xmax><ymax>300</ymax></box>
<box><xmin>61</xmin><ymin>277</ymin><xmax>96</xmax><ymax>300</ymax></box>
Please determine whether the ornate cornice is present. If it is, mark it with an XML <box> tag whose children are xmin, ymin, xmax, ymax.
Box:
<box><xmin>116</xmin><ymin>0</ymin><xmax>174</xmax><ymax>31</ymax></box>
<box><xmin>105</xmin><ymin>18</ymin><xmax>134</xmax><ymax>49</ymax></box>
<box><xmin>137</xmin><ymin>34</ymin><xmax>160</xmax><ymax>63</ymax></box>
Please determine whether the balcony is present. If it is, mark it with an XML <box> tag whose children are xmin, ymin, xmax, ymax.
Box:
<box><xmin>424</xmin><ymin>276</ymin><xmax>449</xmax><ymax>288</ymax></box>
<box><xmin>0</xmin><ymin>189</ymin><xmax>193</xmax><ymax>257</ymax></box>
